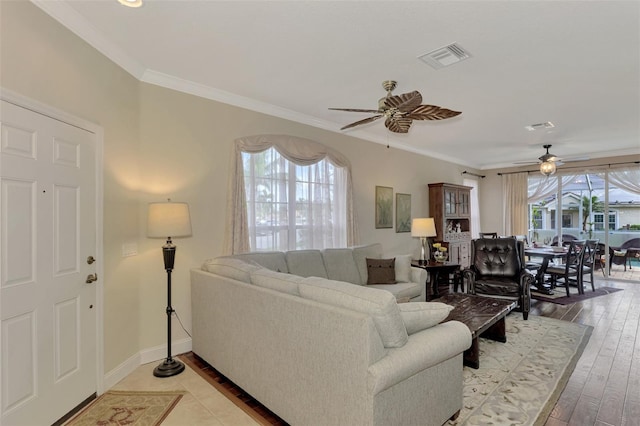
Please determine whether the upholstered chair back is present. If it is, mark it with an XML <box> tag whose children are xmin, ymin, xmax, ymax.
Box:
<box><xmin>471</xmin><ymin>237</ymin><xmax>522</xmax><ymax>278</ymax></box>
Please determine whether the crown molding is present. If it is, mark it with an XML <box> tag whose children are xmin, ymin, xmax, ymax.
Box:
<box><xmin>30</xmin><ymin>0</ymin><xmax>146</xmax><ymax>79</ymax></box>
<box><xmin>29</xmin><ymin>0</ymin><xmax>473</xmax><ymax>169</ymax></box>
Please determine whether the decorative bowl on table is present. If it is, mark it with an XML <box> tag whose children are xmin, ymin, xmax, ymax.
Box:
<box><xmin>433</xmin><ymin>250</ymin><xmax>448</xmax><ymax>262</ymax></box>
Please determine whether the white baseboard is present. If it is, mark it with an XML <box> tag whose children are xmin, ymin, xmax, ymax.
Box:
<box><xmin>139</xmin><ymin>337</ymin><xmax>192</xmax><ymax>365</ymax></box>
<box><xmin>102</xmin><ymin>337</ymin><xmax>192</xmax><ymax>391</ymax></box>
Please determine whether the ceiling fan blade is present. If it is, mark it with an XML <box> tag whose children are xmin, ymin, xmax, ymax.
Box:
<box><xmin>513</xmin><ymin>160</ymin><xmax>540</xmax><ymax>165</ymax></box>
<box><xmin>385</xmin><ymin>117</ymin><xmax>413</xmax><ymax>133</ymax></box>
<box><xmin>329</xmin><ymin>108</ymin><xmax>382</xmax><ymax>113</ymax></box>
<box><xmin>383</xmin><ymin>91</ymin><xmax>423</xmax><ymax>113</ymax></box>
<box><xmin>560</xmin><ymin>156</ymin><xmax>590</xmax><ymax>163</ymax></box>
<box><xmin>339</xmin><ymin>114</ymin><xmax>383</xmax><ymax>130</ymax></box>
<box><xmin>407</xmin><ymin>104</ymin><xmax>462</xmax><ymax>121</ymax></box>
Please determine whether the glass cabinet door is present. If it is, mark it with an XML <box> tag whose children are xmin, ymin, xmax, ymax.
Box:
<box><xmin>458</xmin><ymin>190</ymin><xmax>470</xmax><ymax>216</ymax></box>
<box><xmin>444</xmin><ymin>188</ymin><xmax>457</xmax><ymax>216</ymax></box>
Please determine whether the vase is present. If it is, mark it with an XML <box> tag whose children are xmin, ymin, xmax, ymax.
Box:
<box><xmin>433</xmin><ymin>251</ymin><xmax>447</xmax><ymax>262</ymax></box>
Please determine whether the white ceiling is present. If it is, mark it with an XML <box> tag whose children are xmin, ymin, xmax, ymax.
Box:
<box><xmin>33</xmin><ymin>0</ymin><xmax>640</xmax><ymax>169</ymax></box>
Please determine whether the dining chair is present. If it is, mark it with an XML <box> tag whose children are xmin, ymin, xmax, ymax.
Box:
<box><xmin>479</xmin><ymin>232</ymin><xmax>498</xmax><ymax>238</ymax></box>
<box><xmin>581</xmin><ymin>239</ymin><xmax>599</xmax><ymax>292</ymax></box>
<box><xmin>545</xmin><ymin>240</ymin><xmax>586</xmax><ymax>297</ymax></box>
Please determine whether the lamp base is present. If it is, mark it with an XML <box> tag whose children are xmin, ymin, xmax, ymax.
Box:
<box><xmin>153</xmin><ymin>358</ymin><xmax>185</xmax><ymax>378</ymax></box>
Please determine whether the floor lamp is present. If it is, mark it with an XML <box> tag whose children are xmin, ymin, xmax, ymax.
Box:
<box><xmin>411</xmin><ymin>218</ymin><xmax>437</xmax><ymax>265</ymax></box>
<box><xmin>147</xmin><ymin>200</ymin><xmax>192</xmax><ymax>377</ymax></box>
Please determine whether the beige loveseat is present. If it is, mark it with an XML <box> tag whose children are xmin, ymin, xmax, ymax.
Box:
<box><xmin>191</xmin><ymin>244</ymin><xmax>472</xmax><ymax>426</ymax></box>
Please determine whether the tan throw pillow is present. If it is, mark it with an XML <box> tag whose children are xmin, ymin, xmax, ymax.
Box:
<box><xmin>366</xmin><ymin>258</ymin><xmax>396</xmax><ymax>284</ymax></box>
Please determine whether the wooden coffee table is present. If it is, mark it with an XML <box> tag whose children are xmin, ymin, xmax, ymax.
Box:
<box><xmin>439</xmin><ymin>293</ymin><xmax>516</xmax><ymax>369</ymax></box>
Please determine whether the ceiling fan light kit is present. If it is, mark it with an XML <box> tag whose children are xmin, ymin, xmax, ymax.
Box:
<box><xmin>329</xmin><ymin>80</ymin><xmax>461</xmax><ymax>134</ymax></box>
<box><xmin>540</xmin><ymin>160</ymin><xmax>557</xmax><ymax>176</ymax></box>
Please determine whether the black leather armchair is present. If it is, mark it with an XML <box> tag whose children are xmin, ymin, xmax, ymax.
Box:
<box><xmin>462</xmin><ymin>238</ymin><xmax>533</xmax><ymax>320</ymax></box>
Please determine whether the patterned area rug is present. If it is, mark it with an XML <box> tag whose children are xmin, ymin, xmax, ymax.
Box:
<box><xmin>65</xmin><ymin>390</ymin><xmax>184</xmax><ymax>426</ymax></box>
<box><xmin>448</xmin><ymin>314</ymin><xmax>592</xmax><ymax>426</ymax></box>
<box><xmin>531</xmin><ymin>286</ymin><xmax>623</xmax><ymax>305</ymax></box>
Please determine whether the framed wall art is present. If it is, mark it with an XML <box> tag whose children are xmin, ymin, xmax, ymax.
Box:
<box><xmin>395</xmin><ymin>193</ymin><xmax>411</xmax><ymax>233</ymax></box>
<box><xmin>375</xmin><ymin>186</ymin><xmax>393</xmax><ymax>229</ymax></box>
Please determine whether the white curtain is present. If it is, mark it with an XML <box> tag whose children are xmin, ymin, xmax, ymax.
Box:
<box><xmin>502</xmin><ymin>172</ymin><xmax>529</xmax><ymax>236</ymax></box>
<box><xmin>223</xmin><ymin>135</ymin><xmax>358</xmax><ymax>254</ymax></box>
<box><xmin>528</xmin><ymin>174</ymin><xmax>575</xmax><ymax>202</ymax></box>
<box><xmin>608</xmin><ymin>167</ymin><xmax>640</xmax><ymax>194</ymax></box>
<box><xmin>463</xmin><ymin>178</ymin><xmax>481</xmax><ymax>238</ymax></box>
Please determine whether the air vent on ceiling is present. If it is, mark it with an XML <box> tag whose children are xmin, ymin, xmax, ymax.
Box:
<box><xmin>525</xmin><ymin>122</ymin><xmax>555</xmax><ymax>131</ymax></box>
<box><xmin>418</xmin><ymin>43</ymin><xmax>471</xmax><ymax>69</ymax></box>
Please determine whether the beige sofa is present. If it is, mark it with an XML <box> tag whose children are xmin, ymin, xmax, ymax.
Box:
<box><xmin>191</xmin><ymin>244</ymin><xmax>471</xmax><ymax>426</ymax></box>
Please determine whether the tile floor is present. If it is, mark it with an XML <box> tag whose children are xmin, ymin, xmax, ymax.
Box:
<box><xmin>109</xmin><ymin>361</ymin><xmax>258</xmax><ymax>426</ymax></box>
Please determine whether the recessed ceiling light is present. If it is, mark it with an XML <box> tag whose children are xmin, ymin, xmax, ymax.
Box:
<box><xmin>118</xmin><ymin>0</ymin><xmax>143</xmax><ymax>8</ymax></box>
<box><xmin>418</xmin><ymin>43</ymin><xmax>471</xmax><ymax>69</ymax></box>
<box><xmin>525</xmin><ymin>122</ymin><xmax>555</xmax><ymax>131</ymax></box>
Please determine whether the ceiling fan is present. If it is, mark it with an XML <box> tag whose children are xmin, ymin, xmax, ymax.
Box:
<box><xmin>514</xmin><ymin>144</ymin><xmax>590</xmax><ymax>176</ymax></box>
<box><xmin>329</xmin><ymin>80</ymin><xmax>461</xmax><ymax>134</ymax></box>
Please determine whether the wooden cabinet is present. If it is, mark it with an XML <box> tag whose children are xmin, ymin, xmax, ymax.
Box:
<box><xmin>429</xmin><ymin>183</ymin><xmax>473</xmax><ymax>268</ymax></box>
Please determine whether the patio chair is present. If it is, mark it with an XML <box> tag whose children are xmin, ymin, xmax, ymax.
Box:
<box><xmin>550</xmin><ymin>234</ymin><xmax>579</xmax><ymax>247</ymax></box>
<box><xmin>546</xmin><ymin>240</ymin><xmax>586</xmax><ymax>296</ymax></box>
<box><xmin>610</xmin><ymin>238</ymin><xmax>640</xmax><ymax>271</ymax></box>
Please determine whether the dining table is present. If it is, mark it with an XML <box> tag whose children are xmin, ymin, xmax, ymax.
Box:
<box><xmin>524</xmin><ymin>246</ymin><xmax>568</xmax><ymax>294</ymax></box>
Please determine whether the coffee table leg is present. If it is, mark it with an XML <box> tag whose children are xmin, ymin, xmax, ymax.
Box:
<box><xmin>464</xmin><ymin>338</ymin><xmax>480</xmax><ymax>369</ymax></box>
<box><xmin>481</xmin><ymin>317</ymin><xmax>507</xmax><ymax>343</ymax></box>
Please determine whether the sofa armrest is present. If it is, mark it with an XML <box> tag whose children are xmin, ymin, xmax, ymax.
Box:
<box><xmin>410</xmin><ymin>266</ymin><xmax>428</xmax><ymax>301</ymax></box>
<box><xmin>367</xmin><ymin>320</ymin><xmax>471</xmax><ymax>395</ymax></box>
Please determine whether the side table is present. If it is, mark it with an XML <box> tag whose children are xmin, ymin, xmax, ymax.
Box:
<box><xmin>411</xmin><ymin>260</ymin><xmax>461</xmax><ymax>301</ymax></box>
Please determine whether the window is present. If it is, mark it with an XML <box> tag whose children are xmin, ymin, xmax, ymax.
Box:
<box><xmin>221</xmin><ymin>133</ymin><xmax>360</xmax><ymax>254</ymax></box>
<box><xmin>243</xmin><ymin>147</ymin><xmax>344</xmax><ymax>251</ymax></box>
<box><xmin>593</xmin><ymin>212</ymin><xmax>616</xmax><ymax>231</ymax></box>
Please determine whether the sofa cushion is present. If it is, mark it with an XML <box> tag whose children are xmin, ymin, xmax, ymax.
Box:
<box><xmin>367</xmin><ymin>283</ymin><xmax>421</xmax><ymax>301</ymax></box>
<box><xmin>394</xmin><ymin>255</ymin><xmax>412</xmax><ymax>283</ymax></box>
<box><xmin>398</xmin><ymin>302</ymin><xmax>454</xmax><ymax>335</ymax></box>
<box><xmin>202</xmin><ymin>257</ymin><xmax>261</xmax><ymax>283</ymax></box>
<box><xmin>322</xmin><ymin>248</ymin><xmax>361</xmax><ymax>284</ymax></box>
<box><xmin>352</xmin><ymin>243</ymin><xmax>383</xmax><ymax>285</ymax></box>
<box><xmin>366</xmin><ymin>258</ymin><xmax>396</xmax><ymax>284</ymax></box>
<box><xmin>285</xmin><ymin>250</ymin><xmax>328</xmax><ymax>278</ymax></box>
<box><xmin>299</xmin><ymin>277</ymin><xmax>408</xmax><ymax>348</ymax></box>
<box><xmin>233</xmin><ymin>251</ymin><xmax>289</xmax><ymax>273</ymax></box>
<box><xmin>250</xmin><ymin>268</ymin><xmax>302</xmax><ymax>296</ymax></box>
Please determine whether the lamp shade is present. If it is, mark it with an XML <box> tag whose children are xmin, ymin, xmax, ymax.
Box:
<box><xmin>411</xmin><ymin>218</ymin><xmax>437</xmax><ymax>238</ymax></box>
<box><xmin>540</xmin><ymin>161</ymin><xmax>557</xmax><ymax>176</ymax></box>
<box><xmin>147</xmin><ymin>202</ymin><xmax>192</xmax><ymax>238</ymax></box>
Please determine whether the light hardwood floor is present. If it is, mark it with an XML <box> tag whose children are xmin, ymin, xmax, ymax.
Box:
<box><xmin>536</xmin><ymin>277</ymin><xmax>640</xmax><ymax>426</ymax></box>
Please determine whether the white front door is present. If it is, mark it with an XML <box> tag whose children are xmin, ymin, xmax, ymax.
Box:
<box><xmin>1</xmin><ymin>99</ymin><xmax>98</xmax><ymax>425</ymax></box>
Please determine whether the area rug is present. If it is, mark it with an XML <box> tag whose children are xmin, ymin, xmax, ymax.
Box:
<box><xmin>531</xmin><ymin>286</ymin><xmax>623</xmax><ymax>305</ymax></box>
<box><xmin>64</xmin><ymin>390</ymin><xmax>184</xmax><ymax>426</ymax></box>
<box><xmin>447</xmin><ymin>314</ymin><xmax>592</xmax><ymax>426</ymax></box>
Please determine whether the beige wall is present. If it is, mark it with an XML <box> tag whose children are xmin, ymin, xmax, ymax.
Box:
<box><xmin>1</xmin><ymin>1</ymin><xmax>141</xmax><ymax>372</ymax></box>
<box><xmin>2</xmin><ymin>2</ymin><xmax>482</xmax><ymax>372</ymax></box>
<box><xmin>478</xmin><ymin>154</ymin><xmax>640</xmax><ymax>237</ymax></box>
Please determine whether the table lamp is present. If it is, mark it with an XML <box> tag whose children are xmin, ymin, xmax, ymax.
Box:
<box><xmin>147</xmin><ymin>200</ymin><xmax>192</xmax><ymax>377</ymax></box>
<box><xmin>411</xmin><ymin>218</ymin><xmax>437</xmax><ymax>265</ymax></box>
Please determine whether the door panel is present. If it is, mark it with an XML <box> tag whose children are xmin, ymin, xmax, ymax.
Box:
<box><xmin>1</xmin><ymin>100</ymin><xmax>97</xmax><ymax>425</ymax></box>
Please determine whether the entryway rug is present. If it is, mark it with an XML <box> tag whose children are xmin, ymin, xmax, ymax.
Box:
<box><xmin>531</xmin><ymin>286</ymin><xmax>623</xmax><ymax>305</ymax></box>
<box><xmin>448</xmin><ymin>314</ymin><xmax>592</xmax><ymax>426</ymax></box>
<box><xmin>64</xmin><ymin>390</ymin><xmax>184</xmax><ymax>426</ymax></box>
